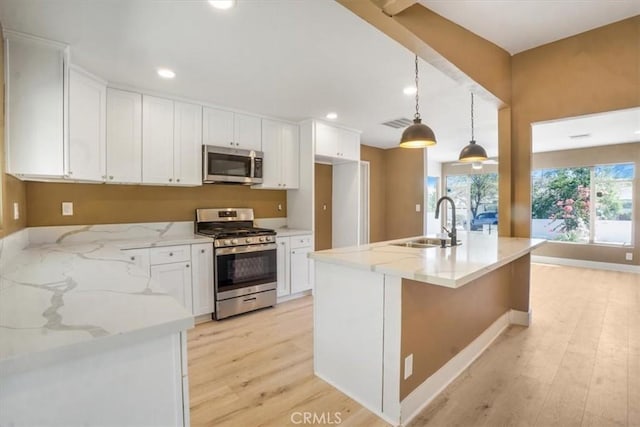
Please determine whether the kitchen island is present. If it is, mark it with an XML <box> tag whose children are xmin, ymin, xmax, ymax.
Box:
<box><xmin>309</xmin><ymin>232</ymin><xmax>545</xmax><ymax>426</ymax></box>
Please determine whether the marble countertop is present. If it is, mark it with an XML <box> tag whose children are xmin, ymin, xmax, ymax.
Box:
<box><xmin>0</xmin><ymin>223</ymin><xmax>206</xmax><ymax>376</ymax></box>
<box><xmin>273</xmin><ymin>227</ymin><xmax>313</xmax><ymax>237</ymax></box>
<box><xmin>309</xmin><ymin>232</ymin><xmax>546</xmax><ymax>288</ymax></box>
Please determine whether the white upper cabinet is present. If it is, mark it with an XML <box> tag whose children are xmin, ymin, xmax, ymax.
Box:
<box><xmin>68</xmin><ymin>66</ymin><xmax>107</xmax><ymax>182</ymax></box>
<box><xmin>173</xmin><ymin>101</ymin><xmax>203</xmax><ymax>186</ymax></box>
<box><xmin>5</xmin><ymin>31</ymin><xmax>68</xmax><ymax>178</ymax></box>
<box><xmin>142</xmin><ymin>95</ymin><xmax>175</xmax><ymax>184</ymax></box>
<box><xmin>254</xmin><ymin>119</ymin><xmax>299</xmax><ymax>190</ymax></box>
<box><xmin>203</xmin><ymin>107</ymin><xmax>261</xmax><ymax>151</ymax></box>
<box><xmin>314</xmin><ymin>121</ymin><xmax>360</xmax><ymax>163</ymax></box>
<box><xmin>106</xmin><ymin>88</ymin><xmax>142</xmax><ymax>183</ymax></box>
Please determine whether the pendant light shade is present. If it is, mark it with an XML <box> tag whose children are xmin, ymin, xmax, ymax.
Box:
<box><xmin>400</xmin><ymin>55</ymin><xmax>436</xmax><ymax>148</ymax></box>
<box><xmin>399</xmin><ymin>118</ymin><xmax>436</xmax><ymax>148</ymax></box>
<box><xmin>458</xmin><ymin>92</ymin><xmax>488</xmax><ymax>162</ymax></box>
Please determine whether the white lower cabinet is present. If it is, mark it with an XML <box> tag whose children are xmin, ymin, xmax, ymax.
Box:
<box><xmin>150</xmin><ymin>262</ymin><xmax>193</xmax><ymax>313</ymax></box>
<box><xmin>190</xmin><ymin>243</ymin><xmax>214</xmax><ymax>316</ymax></box>
<box><xmin>276</xmin><ymin>234</ymin><xmax>313</xmax><ymax>297</ymax></box>
<box><xmin>122</xmin><ymin>243</ymin><xmax>214</xmax><ymax>316</ymax></box>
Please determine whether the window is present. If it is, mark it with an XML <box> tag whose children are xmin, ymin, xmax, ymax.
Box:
<box><xmin>445</xmin><ymin>173</ymin><xmax>498</xmax><ymax>232</ymax></box>
<box><xmin>531</xmin><ymin>163</ymin><xmax>634</xmax><ymax>245</ymax></box>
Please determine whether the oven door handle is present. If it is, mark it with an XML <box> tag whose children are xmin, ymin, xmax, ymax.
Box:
<box><xmin>215</xmin><ymin>243</ymin><xmax>277</xmax><ymax>256</ymax></box>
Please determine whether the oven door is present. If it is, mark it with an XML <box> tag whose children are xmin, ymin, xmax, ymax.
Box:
<box><xmin>203</xmin><ymin>146</ymin><xmax>263</xmax><ymax>184</ymax></box>
<box><xmin>214</xmin><ymin>243</ymin><xmax>277</xmax><ymax>300</ymax></box>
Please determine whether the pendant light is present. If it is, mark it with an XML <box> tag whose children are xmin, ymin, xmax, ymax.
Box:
<box><xmin>458</xmin><ymin>92</ymin><xmax>488</xmax><ymax>162</ymax></box>
<box><xmin>399</xmin><ymin>55</ymin><xmax>437</xmax><ymax>148</ymax></box>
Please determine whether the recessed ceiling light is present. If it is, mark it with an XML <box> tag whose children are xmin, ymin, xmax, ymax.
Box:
<box><xmin>157</xmin><ymin>68</ymin><xmax>176</xmax><ymax>79</ymax></box>
<box><xmin>326</xmin><ymin>112</ymin><xmax>338</xmax><ymax>120</ymax></box>
<box><xmin>208</xmin><ymin>0</ymin><xmax>235</xmax><ymax>10</ymax></box>
<box><xmin>403</xmin><ymin>86</ymin><xmax>417</xmax><ymax>95</ymax></box>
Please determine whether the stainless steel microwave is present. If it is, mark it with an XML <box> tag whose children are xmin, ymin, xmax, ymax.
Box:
<box><xmin>202</xmin><ymin>146</ymin><xmax>263</xmax><ymax>185</ymax></box>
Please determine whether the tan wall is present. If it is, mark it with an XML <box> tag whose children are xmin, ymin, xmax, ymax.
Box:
<box><xmin>360</xmin><ymin>145</ymin><xmax>387</xmax><ymax>243</ymax></box>
<box><xmin>0</xmin><ymin>23</ymin><xmax>28</xmax><ymax>238</ymax></box>
<box><xmin>385</xmin><ymin>147</ymin><xmax>424</xmax><ymax>240</ymax></box>
<box><xmin>400</xmin><ymin>254</ymin><xmax>530</xmax><ymax>399</ymax></box>
<box><xmin>25</xmin><ymin>182</ymin><xmax>286</xmax><ymax>226</ymax></box>
<box><xmin>511</xmin><ymin>17</ymin><xmax>640</xmax><ymax>240</ymax></box>
<box><xmin>314</xmin><ymin>164</ymin><xmax>332</xmax><ymax>251</ymax></box>
<box><xmin>531</xmin><ymin>143</ymin><xmax>640</xmax><ymax>265</ymax></box>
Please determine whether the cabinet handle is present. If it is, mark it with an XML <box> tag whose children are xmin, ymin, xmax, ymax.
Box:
<box><xmin>169</xmin><ymin>178</ymin><xmax>173</xmax><ymax>182</ymax></box>
<box><xmin>200</xmin><ymin>249</ymin><xmax>205</xmax><ymax>253</ymax></box>
<box><xmin>235</xmin><ymin>143</ymin><xmax>240</xmax><ymax>146</ymax></box>
<box><xmin>230</xmin><ymin>142</ymin><xmax>234</xmax><ymax>146</ymax></box>
<box><xmin>102</xmin><ymin>175</ymin><xmax>106</xmax><ymax>179</ymax></box>
<box><xmin>176</xmin><ymin>178</ymin><xmax>180</xmax><ymax>183</ymax></box>
<box><xmin>68</xmin><ymin>171</ymin><xmax>73</xmax><ymax>175</ymax></box>
<box><xmin>109</xmin><ymin>176</ymin><xmax>114</xmax><ymax>180</ymax></box>
<box><xmin>130</xmin><ymin>256</ymin><xmax>136</xmax><ymax>261</ymax></box>
<box><xmin>186</xmin><ymin>264</ymin><xmax>190</xmax><ymax>268</ymax></box>
<box><xmin>169</xmin><ymin>252</ymin><xmax>174</xmax><ymax>256</ymax></box>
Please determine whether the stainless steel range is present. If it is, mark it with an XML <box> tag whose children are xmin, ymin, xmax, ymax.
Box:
<box><xmin>195</xmin><ymin>208</ymin><xmax>277</xmax><ymax>320</ymax></box>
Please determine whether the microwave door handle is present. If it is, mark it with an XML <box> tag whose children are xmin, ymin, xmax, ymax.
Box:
<box><xmin>250</xmin><ymin>157</ymin><xmax>255</xmax><ymax>179</ymax></box>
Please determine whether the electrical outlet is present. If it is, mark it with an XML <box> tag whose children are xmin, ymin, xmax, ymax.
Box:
<box><xmin>13</xmin><ymin>202</ymin><xmax>19</xmax><ymax>220</ymax></box>
<box><xmin>626</xmin><ymin>252</ymin><xmax>633</xmax><ymax>261</ymax></box>
<box><xmin>277</xmin><ymin>203</ymin><xmax>282</xmax><ymax>211</ymax></box>
<box><xmin>62</xmin><ymin>202</ymin><xmax>74</xmax><ymax>216</ymax></box>
<box><xmin>404</xmin><ymin>354</ymin><xmax>413</xmax><ymax>379</ymax></box>
<box><xmin>415</xmin><ymin>204</ymin><xmax>421</xmax><ymax>212</ymax></box>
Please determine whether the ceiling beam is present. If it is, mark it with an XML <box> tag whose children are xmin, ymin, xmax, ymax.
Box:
<box><xmin>336</xmin><ymin>0</ymin><xmax>511</xmax><ymax>107</ymax></box>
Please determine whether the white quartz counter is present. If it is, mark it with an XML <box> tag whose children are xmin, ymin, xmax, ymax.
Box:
<box><xmin>309</xmin><ymin>232</ymin><xmax>545</xmax><ymax>288</ymax></box>
<box><xmin>0</xmin><ymin>222</ymin><xmax>208</xmax><ymax>376</ymax></box>
<box><xmin>274</xmin><ymin>227</ymin><xmax>313</xmax><ymax>237</ymax></box>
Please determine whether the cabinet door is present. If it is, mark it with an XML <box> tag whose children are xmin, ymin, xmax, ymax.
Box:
<box><xmin>142</xmin><ymin>95</ymin><xmax>175</xmax><ymax>184</ymax></box>
<box><xmin>281</xmin><ymin>123</ymin><xmax>300</xmax><ymax>189</ymax></box>
<box><xmin>106</xmin><ymin>88</ymin><xmax>142</xmax><ymax>183</ymax></box>
<box><xmin>290</xmin><ymin>246</ymin><xmax>312</xmax><ymax>294</ymax></box>
<box><xmin>202</xmin><ymin>107</ymin><xmax>234</xmax><ymax>147</ymax></box>
<box><xmin>234</xmin><ymin>113</ymin><xmax>262</xmax><ymax>151</ymax></box>
<box><xmin>174</xmin><ymin>102</ymin><xmax>202</xmax><ymax>186</ymax></box>
<box><xmin>123</xmin><ymin>248</ymin><xmax>150</xmax><ymax>273</ymax></box>
<box><xmin>314</xmin><ymin>122</ymin><xmax>338</xmax><ymax>158</ymax></box>
<box><xmin>68</xmin><ymin>67</ymin><xmax>106</xmax><ymax>182</ymax></box>
<box><xmin>276</xmin><ymin>237</ymin><xmax>291</xmax><ymax>297</ymax></box>
<box><xmin>258</xmin><ymin>119</ymin><xmax>282</xmax><ymax>189</ymax></box>
<box><xmin>338</xmin><ymin>128</ymin><xmax>361</xmax><ymax>161</ymax></box>
<box><xmin>190</xmin><ymin>243</ymin><xmax>214</xmax><ymax>316</ymax></box>
<box><xmin>150</xmin><ymin>262</ymin><xmax>193</xmax><ymax>312</ymax></box>
<box><xmin>5</xmin><ymin>33</ymin><xmax>66</xmax><ymax>177</ymax></box>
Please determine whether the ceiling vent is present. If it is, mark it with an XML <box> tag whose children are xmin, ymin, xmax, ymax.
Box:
<box><xmin>381</xmin><ymin>118</ymin><xmax>412</xmax><ymax>129</ymax></box>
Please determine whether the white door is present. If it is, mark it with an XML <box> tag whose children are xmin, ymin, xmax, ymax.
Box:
<box><xmin>314</xmin><ymin>122</ymin><xmax>338</xmax><ymax>158</ymax></box>
<box><xmin>276</xmin><ymin>237</ymin><xmax>291</xmax><ymax>297</ymax></box>
<box><xmin>174</xmin><ymin>101</ymin><xmax>202</xmax><ymax>186</ymax></box>
<box><xmin>123</xmin><ymin>248</ymin><xmax>150</xmax><ymax>273</ymax></box>
<box><xmin>190</xmin><ymin>243</ymin><xmax>214</xmax><ymax>316</ymax></box>
<box><xmin>106</xmin><ymin>88</ymin><xmax>142</xmax><ymax>183</ymax></box>
<box><xmin>259</xmin><ymin>119</ymin><xmax>282</xmax><ymax>188</ymax></box>
<box><xmin>150</xmin><ymin>262</ymin><xmax>193</xmax><ymax>312</ymax></box>
<box><xmin>339</xmin><ymin>128</ymin><xmax>361</xmax><ymax>161</ymax></box>
<box><xmin>290</xmin><ymin>246</ymin><xmax>311</xmax><ymax>294</ymax></box>
<box><xmin>142</xmin><ymin>95</ymin><xmax>174</xmax><ymax>184</ymax></box>
<box><xmin>359</xmin><ymin>161</ymin><xmax>370</xmax><ymax>245</ymax></box>
<box><xmin>281</xmin><ymin>123</ymin><xmax>300</xmax><ymax>189</ymax></box>
<box><xmin>202</xmin><ymin>107</ymin><xmax>234</xmax><ymax>147</ymax></box>
<box><xmin>68</xmin><ymin>67</ymin><xmax>106</xmax><ymax>182</ymax></box>
<box><xmin>234</xmin><ymin>113</ymin><xmax>262</xmax><ymax>151</ymax></box>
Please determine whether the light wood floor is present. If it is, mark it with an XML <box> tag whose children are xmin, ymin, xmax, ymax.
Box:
<box><xmin>188</xmin><ymin>264</ymin><xmax>639</xmax><ymax>426</ymax></box>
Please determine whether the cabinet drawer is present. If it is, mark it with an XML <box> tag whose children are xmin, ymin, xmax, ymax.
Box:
<box><xmin>290</xmin><ymin>235</ymin><xmax>312</xmax><ymax>249</ymax></box>
<box><xmin>149</xmin><ymin>245</ymin><xmax>191</xmax><ymax>265</ymax></box>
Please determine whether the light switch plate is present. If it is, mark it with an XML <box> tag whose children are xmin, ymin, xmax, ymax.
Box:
<box><xmin>13</xmin><ymin>202</ymin><xmax>19</xmax><ymax>220</ymax></box>
<box><xmin>404</xmin><ymin>354</ymin><xmax>413</xmax><ymax>379</ymax></box>
<box><xmin>415</xmin><ymin>204</ymin><xmax>421</xmax><ymax>212</ymax></box>
<box><xmin>62</xmin><ymin>202</ymin><xmax>74</xmax><ymax>216</ymax></box>
<box><xmin>626</xmin><ymin>252</ymin><xmax>633</xmax><ymax>261</ymax></box>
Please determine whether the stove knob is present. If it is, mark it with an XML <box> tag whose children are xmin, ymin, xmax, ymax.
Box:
<box><xmin>231</xmin><ymin>239</ymin><xmax>238</xmax><ymax>245</ymax></box>
<box><xmin>246</xmin><ymin>238</ymin><xmax>252</xmax><ymax>243</ymax></box>
<box><xmin>265</xmin><ymin>236</ymin><xmax>272</xmax><ymax>242</ymax></box>
<box><xmin>258</xmin><ymin>237</ymin><xmax>265</xmax><ymax>242</ymax></box>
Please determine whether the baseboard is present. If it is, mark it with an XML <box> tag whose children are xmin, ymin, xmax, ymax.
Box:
<box><xmin>399</xmin><ymin>311</ymin><xmax>510</xmax><ymax>426</ymax></box>
<box><xmin>509</xmin><ymin>309</ymin><xmax>531</xmax><ymax>326</ymax></box>
<box><xmin>276</xmin><ymin>289</ymin><xmax>312</xmax><ymax>303</ymax></box>
<box><xmin>532</xmin><ymin>255</ymin><xmax>640</xmax><ymax>274</ymax></box>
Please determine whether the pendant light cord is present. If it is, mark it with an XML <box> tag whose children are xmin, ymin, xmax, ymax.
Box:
<box><xmin>414</xmin><ymin>55</ymin><xmax>420</xmax><ymax>120</ymax></box>
<box><xmin>470</xmin><ymin>92</ymin><xmax>475</xmax><ymax>141</ymax></box>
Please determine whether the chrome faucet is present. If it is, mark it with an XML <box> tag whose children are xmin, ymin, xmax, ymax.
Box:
<box><xmin>435</xmin><ymin>196</ymin><xmax>458</xmax><ymax>246</ymax></box>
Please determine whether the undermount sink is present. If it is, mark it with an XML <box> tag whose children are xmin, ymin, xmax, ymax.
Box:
<box><xmin>390</xmin><ymin>237</ymin><xmax>462</xmax><ymax>249</ymax></box>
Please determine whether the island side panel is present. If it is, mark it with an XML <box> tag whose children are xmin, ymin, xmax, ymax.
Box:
<box><xmin>399</xmin><ymin>262</ymin><xmax>512</xmax><ymax>400</ymax></box>
<box><xmin>314</xmin><ymin>261</ymin><xmax>385</xmax><ymax>415</ymax></box>
<box><xmin>511</xmin><ymin>252</ymin><xmax>531</xmax><ymax>313</ymax></box>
